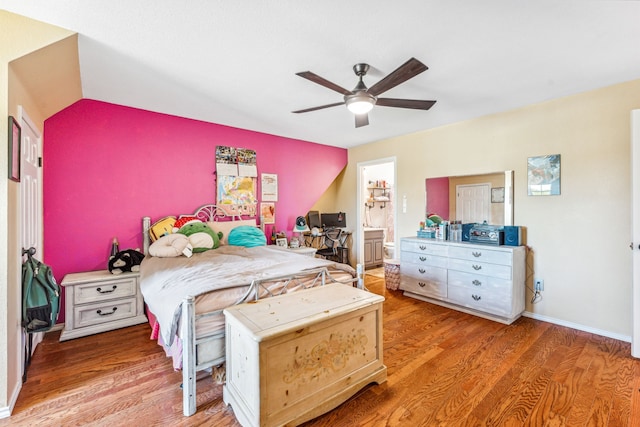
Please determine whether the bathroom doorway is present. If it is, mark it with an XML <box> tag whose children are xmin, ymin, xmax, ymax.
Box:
<box><xmin>356</xmin><ymin>157</ymin><xmax>397</xmax><ymax>271</ymax></box>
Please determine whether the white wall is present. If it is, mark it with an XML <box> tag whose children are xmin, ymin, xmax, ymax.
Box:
<box><xmin>335</xmin><ymin>79</ymin><xmax>640</xmax><ymax>339</ymax></box>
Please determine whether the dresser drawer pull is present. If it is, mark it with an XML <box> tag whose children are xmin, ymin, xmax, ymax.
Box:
<box><xmin>418</xmin><ymin>268</ymin><xmax>426</xmax><ymax>274</ymax></box>
<box><xmin>472</xmin><ymin>279</ymin><xmax>482</xmax><ymax>286</ymax></box>
<box><xmin>472</xmin><ymin>265</ymin><xmax>482</xmax><ymax>270</ymax></box>
<box><xmin>96</xmin><ymin>307</ymin><xmax>118</xmax><ymax>316</ymax></box>
<box><xmin>418</xmin><ymin>282</ymin><xmax>426</xmax><ymax>287</ymax></box>
<box><xmin>472</xmin><ymin>251</ymin><xmax>482</xmax><ymax>257</ymax></box>
<box><xmin>96</xmin><ymin>285</ymin><xmax>117</xmax><ymax>294</ymax></box>
<box><xmin>419</xmin><ymin>256</ymin><xmax>427</xmax><ymax>261</ymax></box>
<box><xmin>472</xmin><ymin>294</ymin><xmax>481</xmax><ymax>301</ymax></box>
<box><xmin>419</xmin><ymin>245</ymin><xmax>427</xmax><ymax>251</ymax></box>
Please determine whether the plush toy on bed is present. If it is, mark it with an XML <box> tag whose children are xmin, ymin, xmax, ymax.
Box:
<box><xmin>108</xmin><ymin>249</ymin><xmax>145</xmax><ymax>274</ymax></box>
<box><xmin>176</xmin><ymin>221</ymin><xmax>223</xmax><ymax>253</ymax></box>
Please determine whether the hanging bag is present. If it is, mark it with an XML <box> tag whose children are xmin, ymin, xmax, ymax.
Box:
<box><xmin>21</xmin><ymin>248</ymin><xmax>60</xmax><ymax>333</ymax></box>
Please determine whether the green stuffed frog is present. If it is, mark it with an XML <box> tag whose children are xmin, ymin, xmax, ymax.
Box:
<box><xmin>177</xmin><ymin>222</ymin><xmax>223</xmax><ymax>253</ymax></box>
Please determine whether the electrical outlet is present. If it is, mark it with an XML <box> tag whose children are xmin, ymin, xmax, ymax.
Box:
<box><xmin>534</xmin><ymin>278</ymin><xmax>544</xmax><ymax>292</ymax></box>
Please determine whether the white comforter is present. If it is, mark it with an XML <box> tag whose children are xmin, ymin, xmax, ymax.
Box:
<box><xmin>140</xmin><ymin>245</ymin><xmax>353</xmax><ymax>345</ymax></box>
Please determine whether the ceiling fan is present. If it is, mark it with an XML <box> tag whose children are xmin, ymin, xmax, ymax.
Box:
<box><xmin>292</xmin><ymin>57</ymin><xmax>436</xmax><ymax>128</ymax></box>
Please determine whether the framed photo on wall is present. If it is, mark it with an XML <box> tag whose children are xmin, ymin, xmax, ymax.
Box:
<box><xmin>528</xmin><ymin>154</ymin><xmax>561</xmax><ymax>196</ymax></box>
<box><xmin>8</xmin><ymin>116</ymin><xmax>21</xmax><ymax>182</ymax></box>
<box><xmin>491</xmin><ymin>187</ymin><xmax>505</xmax><ymax>203</ymax></box>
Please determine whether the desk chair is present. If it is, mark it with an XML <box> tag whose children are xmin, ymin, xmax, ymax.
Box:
<box><xmin>316</xmin><ymin>227</ymin><xmax>343</xmax><ymax>262</ymax></box>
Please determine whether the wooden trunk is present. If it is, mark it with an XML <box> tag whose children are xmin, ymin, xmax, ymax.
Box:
<box><xmin>223</xmin><ymin>283</ymin><xmax>386</xmax><ymax>427</ymax></box>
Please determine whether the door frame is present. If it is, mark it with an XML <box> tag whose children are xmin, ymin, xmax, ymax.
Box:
<box><xmin>356</xmin><ymin>157</ymin><xmax>397</xmax><ymax>269</ymax></box>
<box><xmin>631</xmin><ymin>109</ymin><xmax>640</xmax><ymax>357</ymax></box>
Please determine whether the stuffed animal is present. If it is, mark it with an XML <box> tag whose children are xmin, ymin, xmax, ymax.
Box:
<box><xmin>109</xmin><ymin>249</ymin><xmax>145</xmax><ymax>274</ymax></box>
<box><xmin>177</xmin><ymin>221</ymin><xmax>222</xmax><ymax>253</ymax></box>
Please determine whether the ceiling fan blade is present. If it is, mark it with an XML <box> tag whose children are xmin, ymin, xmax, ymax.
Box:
<box><xmin>376</xmin><ymin>98</ymin><xmax>436</xmax><ymax>110</ymax></box>
<box><xmin>367</xmin><ymin>57</ymin><xmax>428</xmax><ymax>97</ymax></box>
<box><xmin>292</xmin><ymin>102</ymin><xmax>345</xmax><ymax>114</ymax></box>
<box><xmin>296</xmin><ymin>71</ymin><xmax>353</xmax><ymax>95</ymax></box>
<box><xmin>355</xmin><ymin>113</ymin><xmax>369</xmax><ymax>128</ymax></box>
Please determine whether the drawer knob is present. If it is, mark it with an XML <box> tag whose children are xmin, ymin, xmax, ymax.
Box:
<box><xmin>418</xmin><ymin>268</ymin><xmax>426</xmax><ymax>274</ymax></box>
<box><xmin>472</xmin><ymin>265</ymin><xmax>482</xmax><ymax>270</ymax></box>
<box><xmin>472</xmin><ymin>294</ymin><xmax>481</xmax><ymax>301</ymax></box>
<box><xmin>96</xmin><ymin>307</ymin><xmax>118</xmax><ymax>316</ymax></box>
<box><xmin>472</xmin><ymin>251</ymin><xmax>482</xmax><ymax>257</ymax></box>
<box><xmin>96</xmin><ymin>285</ymin><xmax>117</xmax><ymax>294</ymax></box>
<box><xmin>472</xmin><ymin>279</ymin><xmax>482</xmax><ymax>286</ymax></box>
<box><xmin>418</xmin><ymin>282</ymin><xmax>426</xmax><ymax>287</ymax></box>
<box><xmin>419</xmin><ymin>245</ymin><xmax>427</xmax><ymax>250</ymax></box>
<box><xmin>419</xmin><ymin>256</ymin><xmax>427</xmax><ymax>262</ymax></box>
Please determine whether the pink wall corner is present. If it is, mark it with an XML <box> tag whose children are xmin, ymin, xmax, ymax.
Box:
<box><xmin>425</xmin><ymin>176</ymin><xmax>449</xmax><ymax>219</ymax></box>
<box><xmin>43</xmin><ymin>99</ymin><xmax>347</xmax><ymax>322</ymax></box>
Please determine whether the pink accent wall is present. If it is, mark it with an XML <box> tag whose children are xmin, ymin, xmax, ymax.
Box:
<box><xmin>44</xmin><ymin>99</ymin><xmax>347</xmax><ymax>322</ymax></box>
<box><xmin>425</xmin><ymin>176</ymin><xmax>449</xmax><ymax>219</ymax></box>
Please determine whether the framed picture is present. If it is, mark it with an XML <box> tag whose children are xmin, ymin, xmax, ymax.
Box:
<box><xmin>260</xmin><ymin>202</ymin><xmax>275</xmax><ymax>224</ymax></box>
<box><xmin>275</xmin><ymin>237</ymin><xmax>288</xmax><ymax>248</ymax></box>
<box><xmin>491</xmin><ymin>187</ymin><xmax>505</xmax><ymax>203</ymax></box>
<box><xmin>8</xmin><ymin>116</ymin><xmax>21</xmax><ymax>182</ymax></box>
<box><xmin>528</xmin><ymin>154</ymin><xmax>561</xmax><ymax>196</ymax></box>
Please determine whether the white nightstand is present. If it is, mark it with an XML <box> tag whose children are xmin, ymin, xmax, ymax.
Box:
<box><xmin>59</xmin><ymin>270</ymin><xmax>148</xmax><ymax>341</ymax></box>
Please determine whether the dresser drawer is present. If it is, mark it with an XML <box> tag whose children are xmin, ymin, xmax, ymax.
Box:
<box><xmin>400</xmin><ymin>251</ymin><xmax>448</xmax><ymax>268</ymax></box>
<box><xmin>448</xmin><ymin>245</ymin><xmax>513</xmax><ymax>266</ymax></box>
<box><xmin>74</xmin><ymin>297</ymin><xmax>138</xmax><ymax>329</ymax></box>
<box><xmin>74</xmin><ymin>275</ymin><xmax>138</xmax><ymax>305</ymax></box>
<box><xmin>447</xmin><ymin>284</ymin><xmax>512</xmax><ymax>317</ymax></box>
<box><xmin>447</xmin><ymin>258</ymin><xmax>512</xmax><ymax>280</ymax></box>
<box><xmin>400</xmin><ymin>239</ymin><xmax>448</xmax><ymax>256</ymax></box>
<box><xmin>400</xmin><ymin>276</ymin><xmax>447</xmax><ymax>299</ymax></box>
<box><xmin>448</xmin><ymin>270</ymin><xmax>513</xmax><ymax>298</ymax></box>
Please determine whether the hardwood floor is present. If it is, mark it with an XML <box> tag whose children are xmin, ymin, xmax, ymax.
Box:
<box><xmin>3</xmin><ymin>275</ymin><xmax>640</xmax><ymax>426</ymax></box>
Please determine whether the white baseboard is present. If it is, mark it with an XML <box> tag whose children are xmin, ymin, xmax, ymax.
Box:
<box><xmin>0</xmin><ymin>377</ymin><xmax>22</xmax><ymax>419</ymax></box>
<box><xmin>522</xmin><ymin>311</ymin><xmax>631</xmax><ymax>343</ymax></box>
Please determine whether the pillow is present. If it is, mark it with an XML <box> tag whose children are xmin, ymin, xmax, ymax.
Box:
<box><xmin>149</xmin><ymin>216</ymin><xmax>176</xmax><ymax>242</ymax></box>
<box><xmin>207</xmin><ymin>219</ymin><xmax>257</xmax><ymax>245</ymax></box>
<box><xmin>228</xmin><ymin>226</ymin><xmax>267</xmax><ymax>247</ymax></box>
<box><xmin>149</xmin><ymin>233</ymin><xmax>193</xmax><ymax>258</ymax></box>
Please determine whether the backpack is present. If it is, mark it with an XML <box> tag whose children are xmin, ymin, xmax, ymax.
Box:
<box><xmin>22</xmin><ymin>248</ymin><xmax>61</xmax><ymax>333</ymax></box>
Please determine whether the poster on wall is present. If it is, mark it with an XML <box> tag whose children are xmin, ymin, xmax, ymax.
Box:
<box><xmin>216</xmin><ymin>146</ymin><xmax>238</xmax><ymax>176</ymax></box>
<box><xmin>261</xmin><ymin>173</ymin><xmax>278</xmax><ymax>201</ymax></box>
<box><xmin>217</xmin><ymin>175</ymin><xmax>257</xmax><ymax>216</ymax></box>
<box><xmin>260</xmin><ymin>202</ymin><xmax>275</xmax><ymax>224</ymax></box>
<box><xmin>237</xmin><ymin>148</ymin><xmax>258</xmax><ymax>177</ymax></box>
<box><xmin>527</xmin><ymin>154</ymin><xmax>561</xmax><ymax>196</ymax></box>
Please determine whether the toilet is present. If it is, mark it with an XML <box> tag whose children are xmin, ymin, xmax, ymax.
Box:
<box><xmin>384</xmin><ymin>241</ymin><xmax>395</xmax><ymax>259</ymax></box>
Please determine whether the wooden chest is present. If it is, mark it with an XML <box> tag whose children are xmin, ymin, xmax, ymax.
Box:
<box><xmin>223</xmin><ymin>283</ymin><xmax>386</xmax><ymax>427</ymax></box>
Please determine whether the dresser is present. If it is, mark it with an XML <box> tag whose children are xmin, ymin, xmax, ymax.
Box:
<box><xmin>59</xmin><ymin>270</ymin><xmax>148</xmax><ymax>341</ymax></box>
<box><xmin>399</xmin><ymin>237</ymin><xmax>525</xmax><ymax>324</ymax></box>
<box><xmin>223</xmin><ymin>284</ymin><xmax>387</xmax><ymax>427</ymax></box>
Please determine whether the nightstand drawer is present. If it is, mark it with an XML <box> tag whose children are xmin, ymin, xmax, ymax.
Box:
<box><xmin>74</xmin><ymin>276</ymin><xmax>138</xmax><ymax>305</ymax></box>
<box><xmin>74</xmin><ymin>297</ymin><xmax>138</xmax><ymax>329</ymax></box>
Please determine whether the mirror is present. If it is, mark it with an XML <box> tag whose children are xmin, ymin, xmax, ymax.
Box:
<box><xmin>425</xmin><ymin>170</ymin><xmax>513</xmax><ymax>226</ymax></box>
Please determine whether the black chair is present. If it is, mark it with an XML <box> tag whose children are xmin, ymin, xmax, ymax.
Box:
<box><xmin>316</xmin><ymin>227</ymin><xmax>343</xmax><ymax>262</ymax></box>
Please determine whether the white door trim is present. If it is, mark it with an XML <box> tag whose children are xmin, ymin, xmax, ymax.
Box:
<box><xmin>631</xmin><ymin>109</ymin><xmax>640</xmax><ymax>358</ymax></box>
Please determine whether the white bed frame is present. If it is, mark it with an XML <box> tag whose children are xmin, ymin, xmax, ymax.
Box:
<box><xmin>142</xmin><ymin>205</ymin><xmax>364</xmax><ymax>416</ymax></box>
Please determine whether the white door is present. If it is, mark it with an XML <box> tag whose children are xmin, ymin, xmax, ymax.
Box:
<box><xmin>631</xmin><ymin>110</ymin><xmax>640</xmax><ymax>358</ymax></box>
<box><xmin>19</xmin><ymin>108</ymin><xmax>44</xmax><ymax>363</ymax></box>
<box><xmin>456</xmin><ymin>183</ymin><xmax>490</xmax><ymax>224</ymax></box>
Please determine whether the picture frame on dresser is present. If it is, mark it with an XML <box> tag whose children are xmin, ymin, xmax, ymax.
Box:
<box><xmin>8</xmin><ymin>116</ymin><xmax>21</xmax><ymax>182</ymax></box>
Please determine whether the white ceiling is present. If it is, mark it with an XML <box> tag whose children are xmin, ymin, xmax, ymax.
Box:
<box><xmin>3</xmin><ymin>1</ymin><xmax>640</xmax><ymax>148</ymax></box>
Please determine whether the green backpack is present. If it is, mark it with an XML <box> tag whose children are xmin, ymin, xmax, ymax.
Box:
<box><xmin>22</xmin><ymin>248</ymin><xmax>60</xmax><ymax>333</ymax></box>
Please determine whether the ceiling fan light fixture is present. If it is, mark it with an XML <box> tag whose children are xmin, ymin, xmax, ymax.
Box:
<box><xmin>345</xmin><ymin>93</ymin><xmax>376</xmax><ymax>114</ymax></box>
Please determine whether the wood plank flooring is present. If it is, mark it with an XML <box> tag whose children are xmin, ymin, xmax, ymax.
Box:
<box><xmin>3</xmin><ymin>275</ymin><xmax>640</xmax><ymax>426</ymax></box>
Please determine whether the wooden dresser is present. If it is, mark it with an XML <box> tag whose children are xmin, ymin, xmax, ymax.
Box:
<box><xmin>59</xmin><ymin>270</ymin><xmax>147</xmax><ymax>341</ymax></box>
<box><xmin>223</xmin><ymin>283</ymin><xmax>387</xmax><ymax>427</ymax></box>
<box><xmin>399</xmin><ymin>237</ymin><xmax>525</xmax><ymax>324</ymax></box>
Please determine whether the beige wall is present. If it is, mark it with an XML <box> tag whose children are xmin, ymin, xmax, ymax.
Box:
<box><xmin>1</xmin><ymin>11</ymin><xmax>79</xmax><ymax>416</ymax></box>
<box><xmin>330</xmin><ymin>79</ymin><xmax>640</xmax><ymax>339</ymax></box>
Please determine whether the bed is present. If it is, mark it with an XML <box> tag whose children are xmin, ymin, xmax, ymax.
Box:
<box><xmin>139</xmin><ymin>204</ymin><xmax>363</xmax><ymax>416</ymax></box>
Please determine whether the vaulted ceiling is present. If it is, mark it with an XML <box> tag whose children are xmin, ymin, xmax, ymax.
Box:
<box><xmin>3</xmin><ymin>1</ymin><xmax>640</xmax><ymax>148</ymax></box>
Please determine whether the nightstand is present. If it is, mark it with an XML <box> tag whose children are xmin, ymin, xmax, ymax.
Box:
<box><xmin>59</xmin><ymin>270</ymin><xmax>148</xmax><ymax>341</ymax></box>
